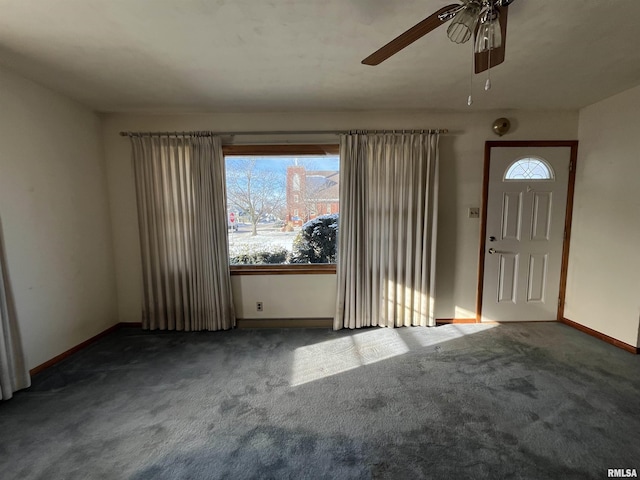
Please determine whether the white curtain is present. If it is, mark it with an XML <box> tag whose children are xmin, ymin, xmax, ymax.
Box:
<box><xmin>0</xmin><ymin>220</ymin><xmax>31</xmax><ymax>400</ymax></box>
<box><xmin>334</xmin><ymin>132</ymin><xmax>440</xmax><ymax>329</ymax></box>
<box><xmin>130</xmin><ymin>135</ymin><xmax>235</xmax><ymax>331</ymax></box>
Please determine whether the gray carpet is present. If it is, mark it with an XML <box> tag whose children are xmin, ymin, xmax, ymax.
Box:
<box><xmin>1</xmin><ymin>323</ymin><xmax>639</xmax><ymax>479</ymax></box>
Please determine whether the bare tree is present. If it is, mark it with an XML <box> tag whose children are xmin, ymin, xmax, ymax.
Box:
<box><xmin>226</xmin><ymin>158</ymin><xmax>285</xmax><ymax>236</ymax></box>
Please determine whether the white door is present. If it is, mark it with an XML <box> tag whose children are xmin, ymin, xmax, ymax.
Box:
<box><xmin>481</xmin><ymin>146</ymin><xmax>571</xmax><ymax>322</ymax></box>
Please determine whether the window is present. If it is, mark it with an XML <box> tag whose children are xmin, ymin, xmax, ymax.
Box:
<box><xmin>223</xmin><ymin>145</ymin><xmax>339</xmax><ymax>271</ymax></box>
<box><xmin>504</xmin><ymin>157</ymin><xmax>554</xmax><ymax>181</ymax></box>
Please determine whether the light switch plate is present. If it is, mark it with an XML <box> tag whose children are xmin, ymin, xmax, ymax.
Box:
<box><xmin>468</xmin><ymin>207</ymin><xmax>480</xmax><ymax>219</ymax></box>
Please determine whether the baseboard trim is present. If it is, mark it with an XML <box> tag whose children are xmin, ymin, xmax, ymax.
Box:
<box><xmin>241</xmin><ymin>318</ymin><xmax>480</xmax><ymax>328</ymax></box>
<box><xmin>236</xmin><ymin>318</ymin><xmax>333</xmax><ymax>329</ymax></box>
<box><xmin>435</xmin><ymin>318</ymin><xmax>478</xmax><ymax>325</ymax></box>
<box><xmin>119</xmin><ymin>322</ymin><xmax>143</xmax><ymax>328</ymax></box>
<box><xmin>560</xmin><ymin>317</ymin><xmax>639</xmax><ymax>354</ymax></box>
<box><xmin>32</xmin><ymin>317</ymin><xmax>637</xmax><ymax>377</ymax></box>
<box><xmin>29</xmin><ymin>322</ymin><xmax>142</xmax><ymax>376</ymax></box>
<box><xmin>480</xmin><ymin>320</ymin><xmax>558</xmax><ymax>324</ymax></box>
<box><xmin>30</xmin><ymin>323</ymin><xmax>118</xmax><ymax>376</ymax></box>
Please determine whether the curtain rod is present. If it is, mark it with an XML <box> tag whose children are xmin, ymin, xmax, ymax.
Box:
<box><xmin>119</xmin><ymin>129</ymin><xmax>448</xmax><ymax>137</ymax></box>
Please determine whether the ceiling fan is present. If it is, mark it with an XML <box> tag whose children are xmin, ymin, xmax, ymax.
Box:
<box><xmin>362</xmin><ymin>0</ymin><xmax>516</xmax><ymax>74</ymax></box>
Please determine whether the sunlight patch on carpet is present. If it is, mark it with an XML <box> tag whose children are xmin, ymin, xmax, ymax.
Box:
<box><xmin>290</xmin><ymin>324</ymin><xmax>498</xmax><ymax>386</ymax></box>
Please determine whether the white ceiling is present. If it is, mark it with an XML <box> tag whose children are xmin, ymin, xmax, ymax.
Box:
<box><xmin>1</xmin><ymin>0</ymin><xmax>639</xmax><ymax>113</ymax></box>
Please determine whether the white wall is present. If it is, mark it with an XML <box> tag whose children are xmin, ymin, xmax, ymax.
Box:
<box><xmin>232</xmin><ymin>275</ymin><xmax>336</xmax><ymax>319</ymax></box>
<box><xmin>0</xmin><ymin>66</ymin><xmax>117</xmax><ymax>369</ymax></box>
<box><xmin>102</xmin><ymin>110</ymin><xmax>578</xmax><ymax>324</ymax></box>
<box><xmin>565</xmin><ymin>85</ymin><xmax>640</xmax><ymax>347</ymax></box>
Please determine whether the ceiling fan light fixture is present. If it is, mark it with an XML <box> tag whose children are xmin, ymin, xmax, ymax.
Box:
<box><xmin>474</xmin><ymin>11</ymin><xmax>502</xmax><ymax>53</ymax></box>
<box><xmin>446</xmin><ymin>2</ymin><xmax>481</xmax><ymax>44</ymax></box>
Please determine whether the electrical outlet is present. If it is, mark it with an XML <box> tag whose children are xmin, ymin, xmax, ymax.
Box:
<box><xmin>256</xmin><ymin>302</ymin><xmax>263</xmax><ymax>312</ymax></box>
<box><xmin>468</xmin><ymin>207</ymin><xmax>480</xmax><ymax>219</ymax></box>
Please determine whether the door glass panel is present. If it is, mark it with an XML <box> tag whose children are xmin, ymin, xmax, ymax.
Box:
<box><xmin>504</xmin><ymin>157</ymin><xmax>554</xmax><ymax>181</ymax></box>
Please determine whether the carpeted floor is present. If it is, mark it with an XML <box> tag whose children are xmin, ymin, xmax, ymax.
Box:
<box><xmin>1</xmin><ymin>323</ymin><xmax>639</xmax><ymax>479</ymax></box>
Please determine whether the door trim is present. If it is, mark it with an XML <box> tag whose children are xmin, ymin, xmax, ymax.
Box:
<box><xmin>476</xmin><ymin>140</ymin><xmax>579</xmax><ymax>322</ymax></box>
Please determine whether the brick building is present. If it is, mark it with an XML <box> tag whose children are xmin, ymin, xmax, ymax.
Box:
<box><xmin>285</xmin><ymin>166</ymin><xmax>339</xmax><ymax>226</ymax></box>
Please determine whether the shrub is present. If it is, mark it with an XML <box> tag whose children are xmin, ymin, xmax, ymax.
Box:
<box><xmin>230</xmin><ymin>248</ymin><xmax>289</xmax><ymax>265</ymax></box>
<box><xmin>291</xmin><ymin>214</ymin><xmax>338</xmax><ymax>264</ymax></box>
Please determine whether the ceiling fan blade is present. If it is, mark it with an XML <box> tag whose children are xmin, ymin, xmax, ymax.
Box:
<box><xmin>474</xmin><ymin>4</ymin><xmax>508</xmax><ymax>73</ymax></box>
<box><xmin>362</xmin><ymin>4</ymin><xmax>461</xmax><ymax>66</ymax></box>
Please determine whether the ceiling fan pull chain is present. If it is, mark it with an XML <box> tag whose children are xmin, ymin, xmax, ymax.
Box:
<box><xmin>468</xmin><ymin>37</ymin><xmax>474</xmax><ymax>106</ymax></box>
<box><xmin>485</xmin><ymin>2</ymin><xmax>493</xmax><ymax>91</ymax></box>
<box><xmin>485</xmin><ymin>57</ymin><xmax>492</xmax><ymax>91</ymax></box>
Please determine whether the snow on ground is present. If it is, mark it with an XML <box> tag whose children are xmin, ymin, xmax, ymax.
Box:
<box><xmin>227</xmin><ymin>223</ymin><xmax>299</xmax><ymax>256</ymax></box>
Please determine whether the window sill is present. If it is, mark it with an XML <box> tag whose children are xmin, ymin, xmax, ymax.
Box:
<box><xmin>230</xmin><ymin>264</ymin><xmax>337</xmax><ymax>275</ymax></box>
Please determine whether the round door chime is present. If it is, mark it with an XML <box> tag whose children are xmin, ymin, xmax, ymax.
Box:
<box><xmin>492</xmin><ymin>117</ymin><xmax>511</xmax><ymax>136</ymax></box>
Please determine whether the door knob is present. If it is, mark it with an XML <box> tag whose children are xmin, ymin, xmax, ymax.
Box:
<box><xmin>488</xmin><ymin>248</ymin><xmax>496</xmax><ymax>254</ymax></box>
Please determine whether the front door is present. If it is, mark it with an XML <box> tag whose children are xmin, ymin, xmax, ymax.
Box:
<box><xmin>480</xmin><ymin>144</ymin><xmax>574</xmax><ymax>322</ymax></box>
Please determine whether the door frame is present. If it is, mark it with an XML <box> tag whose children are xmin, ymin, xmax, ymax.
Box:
<box><xmin>476</xmin><ymin>140</ymin><xmax>579</xmax><ymax>322</ymax></box>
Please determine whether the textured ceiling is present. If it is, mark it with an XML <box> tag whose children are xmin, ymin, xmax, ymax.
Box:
<box><xmin>0</xmin><ymin>0</ymin><xmax>639</xmax><ymax>113</ymax></box>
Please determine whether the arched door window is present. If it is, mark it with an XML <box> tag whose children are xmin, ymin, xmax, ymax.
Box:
<box><xmin>504</xmin><ymin>157</ymin><xmax>554</xmax><ymax>181</ymax></box>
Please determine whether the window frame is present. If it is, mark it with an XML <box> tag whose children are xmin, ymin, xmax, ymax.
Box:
<box><xmin>222</xmin><ymin>144</ymin><xmax>339</xmax><ymax>276</ymax></box>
